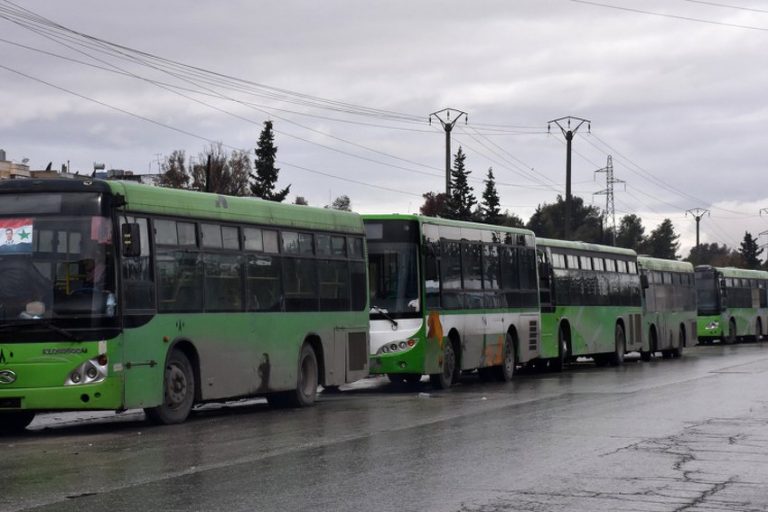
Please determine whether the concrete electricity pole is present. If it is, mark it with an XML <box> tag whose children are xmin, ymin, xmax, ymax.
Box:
<box><xmin>548</xmin><ymin>116</ymin><xmax>591</xmax><ymax>240</ymax></box>
<box><xmin>686</xmin><ymin>208</ymin><xmax>710</xmax><ymax>249</ymax></box>
<box><xmin>430</xmin><ymin>108</ymin><xmax>468</xmax><ymax>196</ymax></box>
<box><xmin>594</xmin><ymin>155</ymin><xmax>625</xmax><ymax>245</ymax></box>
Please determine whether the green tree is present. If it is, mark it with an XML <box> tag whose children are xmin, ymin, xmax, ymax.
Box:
<box><xmin>686</xmin><ymin>242</ymin><xmax>741</xmax><ymax>267</ymax></box>
<box><xmin>444</xmin><ymin>147</ymin><xmax>476</xmax><ymax>221</ymax></box>
<box><xmin>498</xmin><ymin>210</ymin><xmax>525</xmax><ymax>228</ymax></box>
<box><xmin>479</xmin><ymin>167</ymin><xmax>502</xmax><ymax>225</ymax></box>
<box><xmin>644</xmin><ymin>219</ymin><xmax>680</xmax><ymax>259</ymax></box>
<box><xmin>326</xmin><ymin>195</ymin><xmax>352</xmax><ymax>211</ymax></box>
<box><xmin>739</xmin><ymin>231</ymin><xmax>763</xmax><ymax>269</ymax></box>
<box><xmin>293</xmin><ymin>196</ymin><xmax>309</xmax><ymax>206</ymax></box>
<box><xmin>190</xmin><ymin>143</ymin><xmax>250</xmax><ymax>196</ymax></box>
<box><xmin>158</xmin><ymin>150</ymin><xmax>189</xmax><ymax>189</ymax></box>
<box><xmin>615</xmin><ymin>214</ymin><xmax>646</xmax><ymax>252</ymax></box>
<box><xmin>526</xmin><ymin>195</ymin><xmax>603</xmax><ymax>242</ymax></box>
<box><xmin>250</xmin><ymin>120</ymin><xmax>290</xmax><ymax>202</ymax></box>
<box><xmin>420</xmin><ymin>191</ymin><xmax>447</xmax><ymax>217</ymax></box>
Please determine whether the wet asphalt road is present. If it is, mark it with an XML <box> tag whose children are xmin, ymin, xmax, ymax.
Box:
<box><xmin>2</xmin><ymin>343</ymin><xmax>768</xmax><ymax>512</ymax></box>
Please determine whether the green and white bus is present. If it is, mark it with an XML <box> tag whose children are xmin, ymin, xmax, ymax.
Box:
<box><xmin>696</xmin><ymin>265</ymin><xmax>768</xmax><ymax>344</ymax></box>
<box><xmin>637</xmin><ymin>256</ymin><xmax>696</xmax><ymax>360</ymax></box>
<box><xmin>364</xmin><ymin>215</ymin><xmax>540</xmax><ymax>389</ymax></box>
<box><xmin>0</xmin><ymin>179</ymin><xmax>369</xmax><ymax>432</ymax></box>
<box><xmin>536</xmin><ymin>238</ymin><xmax>643</xmax><ymax>368</ymax></box>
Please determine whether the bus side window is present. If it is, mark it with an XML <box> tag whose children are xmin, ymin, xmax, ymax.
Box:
<box><xmin>424</xmin><ymin>241</ymin><xmax>441</xmax><ymax>309</ymax></box>
<box><xmin>122</xmin><ymin>217</ymin><xmax>155</xmax><ymax>311</ymax></box>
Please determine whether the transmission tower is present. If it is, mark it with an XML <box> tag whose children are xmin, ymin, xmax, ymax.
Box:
<box><xmin>429</xmin><ymin>108</ymin><xmax>468</xmax><ymax>196</ymax></box>
<box><xmin>548</xmin><ymin>116</ymin><xmax>591</xmax><ymax>240</ymax></box>
<box><xmin>594</xmin><ymin>155</ymin><xmax>625</xmax><ymax>245</ymax></box>
<box><xmin>685</xmin><ymin>208</ymin><xmax>710</xmax><ymax>249</ymax></box>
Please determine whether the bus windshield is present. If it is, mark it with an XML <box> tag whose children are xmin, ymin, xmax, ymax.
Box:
<box><xmin>0</xmin><ymin>213</ymin><xmax>116</xmax><ymax>326</ymax></box>
<box><xmin>695</xmin><ymin>270</ymin><xmax>719</xmax><ymax>315</ymax></box>
<box><xmin>367</xmin><ymin>241</ymin><xmax>420</xmax><ymax>317</ymax></box>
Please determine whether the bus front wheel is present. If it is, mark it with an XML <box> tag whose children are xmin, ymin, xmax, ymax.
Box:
<box><xmin>723</xmin><ymin>319</ymin><xmax>737</xmax><ymax>345</ymax></box>
<box><xmin>550</xmin><ymin>327</ymin><xmax>569</xmax><ymax>373</ymax></box>
<box><xmin>146</xmin><ymin>349</ymin><xmax>196</xmax><ymax>425</ymax></box>
<box><xmin>430</xmin><ymin>339</ymin><xmax>456</xmax><ymax>390</ymax></box>
<box><xmin>0</xmin><ymin>411</ymin><xmax>35</xmax><ymax>434</ymax></box>
<box><xmin>609</xmin><ymin>324</ymin><xmax>625</xmax><ymax>367</ymax></box>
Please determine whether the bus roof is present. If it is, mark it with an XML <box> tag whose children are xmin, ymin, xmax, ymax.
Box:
<box><xmin>696</xmin><ymin>265</ymin><xmax>768</xmax><ymax>280</ymax></box>
<box><xmin>536</xmin><ymin>237</ymin><xmax>637</xmax><ymax>257</ymax></box>
<box><xmin>637</xmin><ymin>256</ymin><xmax>694</xmax><ymax>273</ymax></box>
<box><xmin>107</xmin><ymin>181</ymin><xmax>364</xmax><ymax>233</ymax></box>
<box><xmin>361</xmin><ymin>213</ymin><xmax>534</xmax><ymax>236</ymax></box>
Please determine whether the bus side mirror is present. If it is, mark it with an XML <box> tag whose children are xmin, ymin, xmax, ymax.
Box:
<box><xmin>719</xmin><ymin>279</ymin><xmax>727</xmax><ymax>295</ymax></box>
<box><xmin>640</xmin><ymin>274</ymin><xmax>649</xmax><ymax>289</ymax></box>
<box><xmin>121</xmin><ymin>223</ymin><xmax>141</xmax><ymax>257</ymax></box>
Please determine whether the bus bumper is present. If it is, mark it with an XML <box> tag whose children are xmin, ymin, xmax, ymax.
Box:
<box><xmin>0</xmin><ymin>377</ymin><xmax>123</xmax><ymax>411</ymax></box>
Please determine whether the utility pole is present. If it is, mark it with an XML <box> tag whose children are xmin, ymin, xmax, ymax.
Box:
<box><xmin>760</xmin><ymin>209</ymin><xmax>768</xmax><ymax>250</ymax></box>
<box><xmin>686</xmin><ymin>208</ymin><xmax>710</xmax><ymax>249</ymax></box>
<box><xmin>429</xmin><ymin>108</ymin><xmax>468</xmax><ymax>196</ymax></box>
<box><xmin>548</xmin><ymin>116</ymin><xmax>591</xmax><ymax>240</ymax></box>
<box><xmin>594</xmin><ymin>155</ymin><xmax>625</xmax><ymax>245</ymax></box>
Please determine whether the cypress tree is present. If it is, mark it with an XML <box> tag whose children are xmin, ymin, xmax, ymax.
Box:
<box><xmin>250</xmin><ymin>120</ymin><xmax>290</xmax><ymax>202</ymax></box>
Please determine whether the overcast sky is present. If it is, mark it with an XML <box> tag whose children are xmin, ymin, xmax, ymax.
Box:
<box><xmin>1</xmin><ymin>0</ymin><xmax>767</xmax><ymax>256</ymax></box>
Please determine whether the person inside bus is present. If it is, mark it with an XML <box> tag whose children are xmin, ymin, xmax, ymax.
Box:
<box><xmin>0</xmin><ymin>256</ymin><xmax>52</xmax><ymax>319</ymax></box>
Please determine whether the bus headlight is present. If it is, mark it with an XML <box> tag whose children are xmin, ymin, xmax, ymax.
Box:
<box><xmin>706</xmin><ymin>321</ymin><xmax>720</xmax><ymax>330</ymax></box>
<box><xmin>65</xmin><ymin>356</ymin><xmax>109</xmax><ymax>386</ymax></box>
<box><xmin>376</xmin><ymin>339</ymin><xmax>417</xmax><ymax>355</ymax></box>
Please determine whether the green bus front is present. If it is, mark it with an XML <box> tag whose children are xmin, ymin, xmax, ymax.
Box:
<box><xmin>695</xmin><ymin>265</ymin><xmax>768</xmax><ymax>344</ymax></box>
<box><xmin>0</xmin><ymin>180</ymin><xmax>124</xmax><ymax>431</ymax></box>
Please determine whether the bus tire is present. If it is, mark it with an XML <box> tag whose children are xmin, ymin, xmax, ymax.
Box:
<box><xmin>754</xmin><ymin>318</ymin><xmax>763</xmax><ymax>343</ymax></box>
<box><xmin>145</xmin><ymin>349</ymin><xmax>195</xmax><ymax>425</ymax></box>
<box><xmin>430</xmin><ymin>338</ymin><xmax>456</xmax><ymax>390</ymax></box>
<box><xmin>672</xmin><ymin>326</ymin><xmax>685</xmax><ymax>358</ymax></box>
<box><xmin>723</xmin><ymin>318</ymin><xmax>737</xmax><ymax>345</ymax></box>
<box><xmin>642</xmin><ymin>326</ymin><xmax>658</xmax><ymax>362</ymax></box>
<box><xmin>0</xmin><ymin>411</ymin><xmax>35</xmax><ymax>434</ymax></box>
<box><xmin>387</xmin><ymin>373</ymin><xmax>406</xmax><ymax>385</ymax></box>
<box><xmin>270</xmin><ymin>343</ymin><xmax>319</xmax><ymax>408</ymax></box>
<box><xmin>550</xmin><ymin>326</ymin><xmax>569</xmax><ymax>373</ymax></box>
<box><xmin>609</xmin><ymin>324</ymin><xmax>625</xmax><ymax>366</ymax></box>
<box><xmin>494</xmin><ymin>332</ymin><xmax>516</xmax><ymax>382</ymax></box>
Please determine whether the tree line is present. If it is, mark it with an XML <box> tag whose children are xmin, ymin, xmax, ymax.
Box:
<box><xmin>158</xmin><ymin>120</ymin><xmax>351</xmax><ymax>211</ymax></box>
<box><xmin>156</xmin><ymin>125</ymin><xmax>765</xmax><ymax>270</ymax></box>
<box><xmin>417</xmin><ymin>146</ymin><xmax>766</xmax><ymax>270</ymax></box>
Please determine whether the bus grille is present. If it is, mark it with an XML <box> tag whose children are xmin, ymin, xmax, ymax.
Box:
<box><xmin>528</xmin><ymin>320</ymin><xmax>538</xmax><ymax>351</ymax></box>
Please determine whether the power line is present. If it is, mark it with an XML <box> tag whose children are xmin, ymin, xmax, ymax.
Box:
<box><xmin>682</xmin><ymin>0</ymin><xmax>768</xmax><ymax>14</ymax></box>
<box><xmin>570</xmin><ymin>0</ymin><xmax>768</xmax><ymax>32</ymax></box>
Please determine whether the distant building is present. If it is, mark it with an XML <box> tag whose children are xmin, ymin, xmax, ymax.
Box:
<box><xmin>0</xmin><ymin>149</ymin><xmax>31</xmax><ymax>179</ymax></box>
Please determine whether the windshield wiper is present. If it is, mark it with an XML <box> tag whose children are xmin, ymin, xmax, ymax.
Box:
<box><xmin>0</xmin><ymin>320</ymin><xmax>81</xmax><ymax>341</ymax></box>
<box><xmin>371</xmin><ymin>305</ymin><xmax>398</xmax><ymax>328</ymax></box>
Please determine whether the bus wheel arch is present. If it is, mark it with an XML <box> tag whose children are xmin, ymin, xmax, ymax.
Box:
<box><xmin>145</xmin><ymin>340</ymin><xmax>199</xmax><ymax>425</ymax></box>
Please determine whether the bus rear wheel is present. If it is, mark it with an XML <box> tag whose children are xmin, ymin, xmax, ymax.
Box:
<box><xmin>671</xmin><ymin>326</ymin><xmax>685</xmax><ymax>358</ymax></box>
<box><xmin>494</xmin><ymin>333</ymin><xmax>516</xmax><ymax>382</ymax></box>
<box><xmin>268</xmin><ymin>343</ymin><xmax>319</xmax><ymax>408</ymax></box>
<box><xmin>0</xmin><ymin>411</ymin><xmax>35</xmax><ymax>434</ymax></box>
<box><xmin>430</xmin><ymin>339</ymin><xmax>456</xmax><ymax>390</ymax></box>
<box><xmin>609</xmin><ymin>324</ymin><xmax>625</xmax><ymax>367</ymax></box>
<box><xmin>146</xmin><ymin>349</ymin><xmax>195</xmax><ymax>425</ymax></box>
